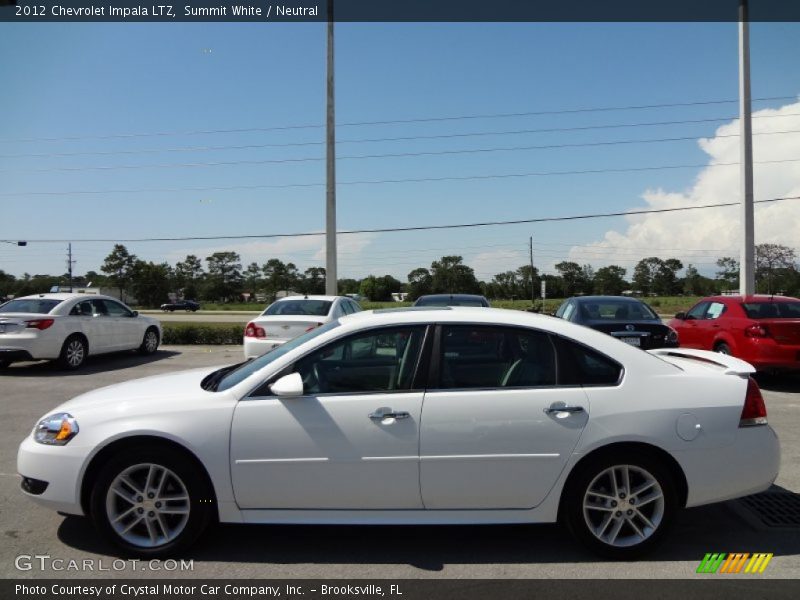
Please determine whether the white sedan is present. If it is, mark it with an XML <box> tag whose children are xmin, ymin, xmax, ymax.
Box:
<box><xmin>243</xmin><ymin>295</ymin><xmax>361</xmax><ymax>359</ymax></box>
<box><xmin>18</xmin><ymin>307</ymin><xmax>779</xmax><ymax>559</ymax></box>
<box><xmin>0</xmin><ymin>293</ymin><xmax>162</xmax><ymax>370</ymax></box>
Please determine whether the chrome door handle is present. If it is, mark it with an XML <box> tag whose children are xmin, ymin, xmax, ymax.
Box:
<box><xmin>544</xmin><ymin>405</ymin><xmax>585</xmax><ymax>414</ymax></box>
<box><xmin>369</xmin><ymin>410</ymin><xmax>410</xmax><ymax>420</ymax></box>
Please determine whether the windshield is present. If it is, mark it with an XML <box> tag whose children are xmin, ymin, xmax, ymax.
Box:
<box><xmin>215</xmin><ymin>320</ymin><xmax>341</xmax><ymax>392</ymax></box>
<box><xmin>263</xmin><ymin>299</ymin><xmax>333</xmax><ymax>317</ymax></box>
<box><xmin>579</xmin><ymin>300</ymin><xmax>658</xmax><ymax>321</ymax></box>
<box><xmin>742</xmin><ymin>302</ymin><xmax>800</xmax><ymax>319</ymax></box>
<box><xmin>0</xmin><ymin>299</ymin><xmax>63</xmax><ymax>314</ymax></box>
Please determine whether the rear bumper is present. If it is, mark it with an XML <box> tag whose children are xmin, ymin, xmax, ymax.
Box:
<box><xmin>243</xmin><ymin>337</ymin><xmax>287</xmax><ymax>359</ymax></box>
<box><xmin>745</xmin><ymin>341</ymin><xmax>800</xmax><ymax>371</ymax></box>
<box><xmin>0</xmin><ymin>349</ymin><xmax>34</xmax><ymax>362</ymax></box>
<box><xmin>678</xmin><ymin>425</ymin><xmax>780</xmax><ymax>507</ymax></box>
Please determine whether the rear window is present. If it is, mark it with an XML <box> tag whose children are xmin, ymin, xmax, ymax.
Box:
<box><xmin>742</xmin><ymin>302</ymin><xmax>800</xmax><ymax>319</ymax></box>
<box><xmin>579</xmin><ymin>300</ymin><xmax>657</xmax><ymax>321</ymax></box>
<box><xmin>0</xmin><ymin>299</ymin><xmax>62</xmax><ymax>314</ymax></box>
<box><xmin>263</xmin><ymin>299</ymin><xmax>333</xmax><ymax>317</ymax></box>
<box><xmin>416</xmin><ymin>296</ymin><xmax>488</xmax><ymax>307</ymax></box>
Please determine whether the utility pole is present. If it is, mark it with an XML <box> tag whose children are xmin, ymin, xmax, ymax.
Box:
<box><xmin>66</xmin><ymin>243</ymin><xmax>75</xmax><ymax>292</ymax></box>
<box><xmin>529</xmin><ymin>236</ymin><xmax>535</xmax><ymax>307</ymax></box>
<box><xmin>324</xmin><ymin>0</ymin><xmax>337</xmax><ymax>295</ymax></box>
<box><xmin>739</xmin><ymin>0</ymin><xmax>755</xmax><ymax>295</ymax></box>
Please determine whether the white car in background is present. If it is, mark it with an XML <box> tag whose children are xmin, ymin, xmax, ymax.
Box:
<box><xmin>243</xmin><ymin>295</ymin><xmax>361</xmax><ymax>359</ymax></box>
<box><xmin>0</xmin><ymin>293</ymin><xmax>162</xmax><ymax>370</ymax></box>
<box><xmin>18</xmin><ymin>307</ymin><xmax>778</xmax><ymax>559</ymax></box>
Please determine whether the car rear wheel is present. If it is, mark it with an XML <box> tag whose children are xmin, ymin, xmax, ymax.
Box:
<box><xmin>139</xmin><ymin>328</ymin><xmax>159</xmax><ymax>355</ymax></box>
<box><xmin>90</xmin><ymin>448</ymin><xmax>213</xmax><ymax>557</ymax></box>
<box><xmin>715</xmin><ymin>342</ymin><xmax>732</xmax><ymax>355</ymax></box>
<box><xmin>58</xmin><ymin>335</ymin><xmax>87</xmax><ymax>370</ymax></box>
<box><xmin>563</xmin><ymin>453</ymin><xmax>676</xmax><ymax>559</ymax></box>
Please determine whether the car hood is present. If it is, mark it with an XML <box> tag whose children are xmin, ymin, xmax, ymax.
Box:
<box><xmin>54</xmin><ymin>366</ymin><xmax>226</xmax><ymax>414</ymax></box>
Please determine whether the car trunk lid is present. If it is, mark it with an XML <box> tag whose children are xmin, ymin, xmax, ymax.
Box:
<box><xmin>647</xmin><ymin>347</ymin><xmax>756</xmax><ymax>376</ymax></box>
<box><xmin>0</xmin><ymin>313</ymin><xmax>58</xmax><ymax>335</ymax></box>
<box><xmin>250</xmin><ymin>315</ymin><xmax>324</xmax><ymax>341</ymax></box>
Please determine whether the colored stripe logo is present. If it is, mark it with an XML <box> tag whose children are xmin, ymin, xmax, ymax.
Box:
<box><xmin>697</xmin><ymin>553</ymin><xmax>773</xmax><ymax>574</ymax></box>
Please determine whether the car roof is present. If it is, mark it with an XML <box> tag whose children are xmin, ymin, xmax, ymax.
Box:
<box><xmin>13</xmin><ymin>293</ymin><xmax>120</xmax><ymax>302</ymax></box>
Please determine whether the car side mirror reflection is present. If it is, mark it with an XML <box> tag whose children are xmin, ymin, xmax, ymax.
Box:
<box><xmin>269</xmin><ymin>372</ymin><xmax>304</xmax><ymax>397</ymax></box>
<box><xmin>132</xmin><ymin>310</ymin><xmax>139</xmax><ymax>317</ymax></box>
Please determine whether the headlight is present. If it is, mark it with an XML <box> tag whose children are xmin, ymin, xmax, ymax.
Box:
<box><xmin>667</xmin><ymin>328</ymin><xmax>679</xmax><ymax>343</ymax></box>
<box><xmin>34</xmin><ymin>413</ymin><xmax>79</xmax><ymax>445</ymax></box>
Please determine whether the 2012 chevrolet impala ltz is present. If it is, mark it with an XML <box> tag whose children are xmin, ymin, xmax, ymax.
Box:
<box><xmin>18</xmin><ymin>307</ymin><xmax>779</xmax><ymax>559</ymax></box>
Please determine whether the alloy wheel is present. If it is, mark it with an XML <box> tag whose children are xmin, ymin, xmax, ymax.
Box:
<box><xmin>582</xmin><ymin>464</ymin><xmax>665</xmax><ymax>548</ymax></box>
<box><xmin>105</xmin><ymin>463</ymin><xmax>191</xmax><ymax>548</ymax></box>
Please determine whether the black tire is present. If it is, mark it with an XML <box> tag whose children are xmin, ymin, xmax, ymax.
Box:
<box><xmin>89</xmin><ymin>447</ymin><xmax>214</xmax><ymax>557</ymax></box>
<box><xmin>57</xmin><ymin>335</ymin><xmax>88</xmax><ymax>370</ymax></box>
<box><xmin>139</xmin><ymin>327</ymin><xmax>160</xmax><ymax>355</ymax></box>
<box><xmin>562</xmin><ymin>451</ymin><xmax>677</xmax><ymax>560</ymax></box>
<box><xmin>715</xmin><ymin>342</ymin><xmax>732</xmax><ymax>355</ymax></box>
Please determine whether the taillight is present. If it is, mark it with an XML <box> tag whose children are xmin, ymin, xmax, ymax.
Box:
<box><xmin>745</xmin><ymin>324</ymin><xmax>770</xmax><ymax>338</ymax></box>
<box><xmin>244</xmin><ymin>322</ymin><xmax>266</xmax><ymax>339</ymax></box>
<box><xmin>305</xmin><ymin>322</ymin><xmax>323</xmax><ymax>333</ymax></box>
<box><xmin>25</xmin><ymin>319</ymin><xmax>54</xmax><ymax>330</ymax></box>
<box><xmin>740</xmin><ymin>376</ymin><xmax>767</xmax><ymax>427</ymax></box>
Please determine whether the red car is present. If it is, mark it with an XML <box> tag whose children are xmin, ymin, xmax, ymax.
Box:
<box><xmin>668</xmin><ymin>295</ymin><xmax>800</xmax><ymax>372</ymax></box>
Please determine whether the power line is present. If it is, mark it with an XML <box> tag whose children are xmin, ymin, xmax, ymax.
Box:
<box><xmin>6</xmin><ymin>129</ymin><xmax>800</xmax><ymax>174</ymax></box>
<box><xmin>15</xmin><ymin>195</ymin><xmax>800</xmax><ymax>243</ymax></box>
<box><xmin>2</xmin><ymin>95</ymin><xmax>795</xmax><ymax>145</ymax></box>
<box><xmin>4</xmin><ymin>156</ymin><xmax>800</xmax><ymax>197</ymax></box>
<box><xmin>3</xmin><ymin>111</ymin><xmax>798</xmax><ymax>161</ymax></box>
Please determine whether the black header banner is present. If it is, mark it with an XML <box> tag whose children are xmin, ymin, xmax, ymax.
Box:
<box><xmin>2</xmin><ymin>0</ymin><xmax>800</xmax><ymax>23</ymax></box>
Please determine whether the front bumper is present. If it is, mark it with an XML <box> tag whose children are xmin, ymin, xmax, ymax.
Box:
<box><xmin>17</xmin><ymin>435</ymin><xmax>87</xmax><ymax>516</ymax></box>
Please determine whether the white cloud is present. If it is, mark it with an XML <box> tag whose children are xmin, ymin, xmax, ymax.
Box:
<box><xmin>568</xmin><ymin>98</ymin><xmax>800</xmax><ymax>274</ymax></box>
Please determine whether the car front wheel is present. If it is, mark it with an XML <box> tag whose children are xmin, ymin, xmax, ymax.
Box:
<box><xmin>90</xmin><ymin>449</ymin><xmax>213</xmax><ymax>557</ymax></box>
<box><xmin>563</xmin><ymin>453</ymin><xmax>677</xmax><ymax>559</ymax></box>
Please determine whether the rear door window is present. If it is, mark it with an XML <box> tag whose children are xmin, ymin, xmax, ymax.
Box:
<box><xmin>554</xmin><ymin>336</ymin><xmax>623</xmax><ymax>386</ymax></box>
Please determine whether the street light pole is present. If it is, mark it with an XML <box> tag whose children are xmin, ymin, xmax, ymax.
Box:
<box><xmin>325</xmin><ymin>0</ymin><xmax>338</xmax><ymax>295</ymax></box>
<box><xmin>739</xmin><ymin>0</ymin><xmax>755</xmax><ymax>295</ymax></box>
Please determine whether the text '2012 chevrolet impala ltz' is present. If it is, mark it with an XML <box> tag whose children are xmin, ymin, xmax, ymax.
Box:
<box><xmin>18</xmin><ymin>307</ymin><xmax>779</xmax><ymax>559</ymax></box>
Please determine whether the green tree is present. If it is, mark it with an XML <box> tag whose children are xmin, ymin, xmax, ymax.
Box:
<box><xmin>653</xmin><ymin>258</ymin><xmax>683</xmax><ymax>295</ymax></box>
<box><xmin>555</xmin><ymin>261</ymin><xmax>585</xmax><ymax>297</ymax></box>
<box><xmin>430</xmin><ymin>256</ymin><xmax>480</xmax><ymax>294</ymax></box>
<box><xmin>359</xmin><ymin>275</ymin><xmax>401</xmax><ymax>301</ymax></box>
<box><xmin>130</xmin><ymin>261</ymin><xmax>172</xmax><ymax>307</ymax></box>
<box><xmin>101</xmin><ymin>244</ymin><xmax>138</xmax><ymax>302</ymax></box>
<box><xmin>301</xmin><ymin>267</ymin><xmax>326</xmax><ymax>295</ymax></box>
<box><xmin>632</xmin><ymin>257</ymin><xmax>663</xmax><ymax>295</ymax></box>
<box><xmin>406</xmin><ymin>268</ymin><xmax>432</xmax><ymax>300</ymax></box>
<box><xmin>715</xmin><ymin>256</ymin><xmax>739</xmax><ymax>291</ymax></box>
<box><xmin>244</xmin><ymin>262</ymin><xmax>262</xmax><ymax>298</ymax></box>
<box><xmin>593</xmin><ymin>265</ymin><xmax>627</xmax><ymax>295</ymax></box>
<box><xmin>205</xmin><ymin>252</ymin><xmax>242</xmax><ymax>301</ymax></box>
<box><xmin>755</xmin><ymin>243</ymin><xmax>796</xmax><ymax>294</ymax></box>
<box><xmin>262</xmin><ymin>258</ymin><xmax>300</xmax><ymax>299</ymax></box>
<box><xmin>338</xmin><ymin>278</ymin><xmax>360</xmax><ymax>294</ymax></box>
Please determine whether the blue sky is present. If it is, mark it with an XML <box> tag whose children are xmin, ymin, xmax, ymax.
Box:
<box><xmin>1</xmin><ymin>21</ymin><xmax>799</xmax><ymax>282</ymax></box>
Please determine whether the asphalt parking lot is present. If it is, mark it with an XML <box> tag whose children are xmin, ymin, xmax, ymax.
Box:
<box><xmin>1</xmin><ymin>346</ymin><xmax>799</xmax><ymax>579</ymax></box>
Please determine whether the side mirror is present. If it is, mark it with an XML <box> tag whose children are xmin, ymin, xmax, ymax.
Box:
<box><xmin>132</xmin><ymin>310</ymin><xmax>139</xmax><ymax>317</ymax></box>
<box><xmin>674</xmin><ymin>312</ymin><xmax>686</xmax><ymax>320</ymax></box>
<box><xmin>269</xmin><ymin>372</ymin><xmax>304</xmax><ymax>397</ymax></box>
